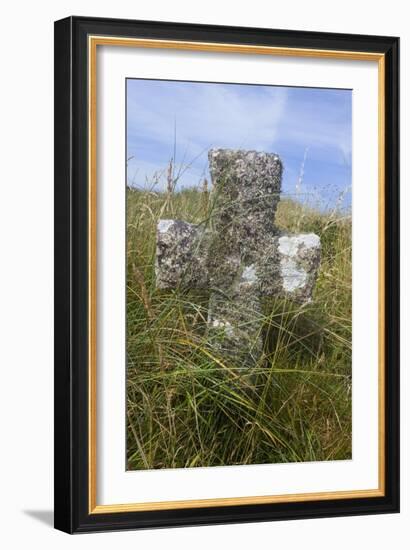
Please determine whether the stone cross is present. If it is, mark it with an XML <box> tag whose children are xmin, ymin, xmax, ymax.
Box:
<box><xmin>155</xmin><ymin>149</ymin><xmax>321</xmax><ymax>366</ymax></box>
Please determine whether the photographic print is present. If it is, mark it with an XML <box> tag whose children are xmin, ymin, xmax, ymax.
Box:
<box><xmin>126</xmin><ymin>79</ymin><xmax>353</xmax><ymax>470</ymax></box>
<box><xmin>55</xmin><ymin>17</ymin><xmax>399</xmax><ymax>532</ymax></box>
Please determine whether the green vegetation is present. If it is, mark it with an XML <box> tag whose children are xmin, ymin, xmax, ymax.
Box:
<box><xmin>126</xmin><ymin>187</ymin><xmax>352</xmax><ymax>469</ymax></box>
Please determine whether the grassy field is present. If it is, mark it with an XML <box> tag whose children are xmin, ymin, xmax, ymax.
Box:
<box><xmin>126</xmin><ymin>186</ymin><xmax>352</xmax><ymax>470</ymax></box>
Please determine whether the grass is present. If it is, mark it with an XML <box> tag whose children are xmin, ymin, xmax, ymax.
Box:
<box><xmin>126</xmin><ymin>186</ymin><xmax>352</xmax><ymax>470</ymax></box>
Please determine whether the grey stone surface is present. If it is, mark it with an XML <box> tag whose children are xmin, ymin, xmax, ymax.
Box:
<box><xmin>156</xmin><ymin>219</ymin><xmax>208</xmax><ymax>290</ymax></box>
<box><xmin>155</xmin><ymin>148</ymin><xmax>321</xmax><ymax>366</ymax></box>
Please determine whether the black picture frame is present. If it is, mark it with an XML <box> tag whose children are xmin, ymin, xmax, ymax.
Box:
<box><xmin>54</xmin><ymin>15</ymin><xmax>400</xmax><ymax>534</ymax></box>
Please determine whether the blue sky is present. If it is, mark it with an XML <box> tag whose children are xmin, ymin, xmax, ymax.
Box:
<box><xmin>127</xmin><ymin>79</ymin><xmax>352</xmax><ymax>210</ymax></box>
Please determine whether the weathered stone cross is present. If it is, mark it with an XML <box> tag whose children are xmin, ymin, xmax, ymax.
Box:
<box><xmin>155</xmin><ymin>149</ymin><xmax>321</xmax><ymax>365</ymax></box>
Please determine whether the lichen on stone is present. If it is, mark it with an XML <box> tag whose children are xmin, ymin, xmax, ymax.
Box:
<box><xmin>155</xmin><ymin>148</ymin><xmax>321</xmax><ymax>366</ymax></box>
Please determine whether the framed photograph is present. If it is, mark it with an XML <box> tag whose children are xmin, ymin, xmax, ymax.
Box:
<box><xmin>54</xmin><ymin>16</ymin><xmax>399</xmax><ymax>533</ymax></box>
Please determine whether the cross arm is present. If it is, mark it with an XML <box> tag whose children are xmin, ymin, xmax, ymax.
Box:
<box><xmin>155</xmin><ymin>219</ymin><xmax>208</xmax><ymax>290</ymax></box>
<box><xmin>156</xmin><ymin>219</ymin><xmax>320</xmax><ymax>304</ymax></box>
<box><xmin>257</xmin><ymin>233</ymin><xmax>321</xmax><ymax>303</ymax></box>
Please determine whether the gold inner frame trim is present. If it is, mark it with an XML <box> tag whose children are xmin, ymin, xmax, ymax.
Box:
<box><xmin>88</xmin><ymin>35</ymin><xmax>386</xmax><ymax>514</ymax></box>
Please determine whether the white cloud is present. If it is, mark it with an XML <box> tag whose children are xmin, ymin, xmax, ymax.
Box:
<box><xmin>126</xmin><ymin>81</ymin><xmax>352</xmax><ymax>192</ymax></box>
<box><xmin>127</xmin><ymin>82</ymin><xmax>289</xmax><ymax>173</ymax></box>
